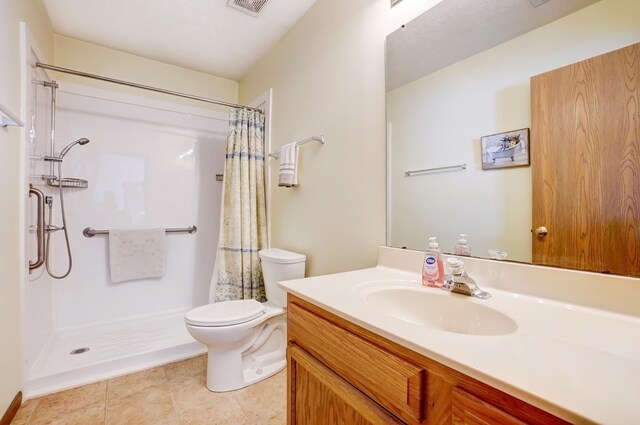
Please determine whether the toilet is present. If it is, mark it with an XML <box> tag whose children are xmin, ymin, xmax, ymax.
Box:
<box><xmin>185</xmin><ymin>248</ymin><xmax>306</xmax><ymax>392</ymax></box>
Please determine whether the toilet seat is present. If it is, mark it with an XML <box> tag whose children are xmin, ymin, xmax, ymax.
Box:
<box><xmin>185</xmin><ymin>299</ymin><xmax>266</xmax><ymax>327</ymax></box>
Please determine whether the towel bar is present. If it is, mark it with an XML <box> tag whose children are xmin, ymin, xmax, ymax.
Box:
<box><xmin>404</xmin><ymin>163</ymin><xmax>466</xmax><ymax>176</ymax></box>
<box><xmin>268</xmin><ymin>135</ymin><xmax>325</xmax><ymax>159</ymax></box>
<box><xmin>83</xmin><ymin>225</ymin><xmax>197</xmax><ymax>238</ymax></box>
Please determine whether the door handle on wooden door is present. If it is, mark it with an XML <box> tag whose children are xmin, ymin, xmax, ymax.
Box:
<box><xmin>535</xmin><ymin>226</ymin><xmax>549</xmax><ymax>237</ymax></box>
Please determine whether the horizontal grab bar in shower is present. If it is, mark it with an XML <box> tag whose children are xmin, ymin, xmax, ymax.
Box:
<box><xmin>83</xmin><ymin>226</ymin><xmax>197</xmax><ymax>238</ymax></box>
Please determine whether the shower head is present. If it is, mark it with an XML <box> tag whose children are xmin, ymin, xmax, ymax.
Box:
<box><xmin>59</xmin><ymin>138</ymin><xmax>90</xmax><ymax>159</ymax></box>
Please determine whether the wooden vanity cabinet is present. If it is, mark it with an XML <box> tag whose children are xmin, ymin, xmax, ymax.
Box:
<box><xmin>287</xmin><ymin>295</ymin><xmax>569</xmax><ymax>425</ymax></box>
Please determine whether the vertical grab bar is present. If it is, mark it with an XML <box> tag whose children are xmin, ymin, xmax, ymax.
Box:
<box><xmin>29</xmin><ymin>185</ymin><xmax>45</xmax><ymax>272</ymax></box>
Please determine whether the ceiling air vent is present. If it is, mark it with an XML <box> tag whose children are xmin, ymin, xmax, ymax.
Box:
<box><xmin>528</xmin><ymin>0</ymin><xmax>551</xmax><ymax>7</ymax></box>
<box><xmin>227</xmin><ymin>0</ymin><xmax>269</xmax><ymax>16</ymax></box>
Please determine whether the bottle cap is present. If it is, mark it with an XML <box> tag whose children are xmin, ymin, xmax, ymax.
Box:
<box><xmin>458</xmin><ymin>233</ymin><xmax>468</xmax><ymax>244</ymax></box>
<box><xmin>428</xmin><ymin>236</ymin><xmax>439</xmax><ymax>248</ymax></box>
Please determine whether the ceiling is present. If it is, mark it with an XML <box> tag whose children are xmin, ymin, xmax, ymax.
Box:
<box><xmin>41</xmin><ymin>0</ymin><xmax>317</xmax><ymax>81</ymax></box>
<box><xmin>386</xmin><ymin>0</ymin><xmax>600</xmax><ymax>90</ymax></box>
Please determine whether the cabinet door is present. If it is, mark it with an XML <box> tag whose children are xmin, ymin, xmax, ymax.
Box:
<box><xmin>452</xmin><ymin>388</ymin><xmax>525</xmax><ymax>425</ymax></box>
<box><xmin>288</xmin><ymin>344</ymin><xmax>403</xmax><ymax>425</ymax></box>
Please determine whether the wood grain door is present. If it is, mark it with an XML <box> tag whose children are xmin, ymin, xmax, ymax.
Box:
<box><xmin>287</xmin><ymin>344</ymin><xmax>403</xmax><ymax>425</ymax></box>
<box><xmin>531</xmin><ymin>43</ymin><xmax>640</xmax><ymax>276</ymax></box>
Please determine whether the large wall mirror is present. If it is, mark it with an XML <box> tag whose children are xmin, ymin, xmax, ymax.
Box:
<box><xmin>386</xmin><ymin>0</ymin><xmax>640</xmax><ymax>276</ymax></box>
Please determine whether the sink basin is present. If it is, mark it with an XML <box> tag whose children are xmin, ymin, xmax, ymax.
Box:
<box><xmin>364</xmin><ymin>286</ymin><xmax>517</xmax><ymax>336</ymax></box>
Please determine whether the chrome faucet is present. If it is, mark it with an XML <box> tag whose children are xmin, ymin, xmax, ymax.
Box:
<box><xmin>443</xmin><ymin>274</ymin><xmax>491</xmax><ymax>299</ymax></box>
<box><xmin>442</xmin><ymin>258</ymin><xmax>491</xmax><ymax>299</ymax></box>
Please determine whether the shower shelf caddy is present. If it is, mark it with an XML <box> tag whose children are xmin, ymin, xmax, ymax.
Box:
<box><xmin>46</xmin><ymin>177</ymin><xmax>89</xmax><ymax>189</ymax></box>
<box><xmin>35</xmin><ymin>154</ymin><xmax>90</xmax><ymax>189</ymax></box>
<box><xmin>29</xmin><ymin>172</ymin><xmax>89</xmax><ymax>189</ymax></box>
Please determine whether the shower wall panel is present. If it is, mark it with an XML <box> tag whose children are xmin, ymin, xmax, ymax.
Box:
<box><xmin>48</xmin><ymin>82</ymin><xmax>226</xmax><ymax>329</ymax></box>
<box><xmin>24</xmin><ymin>72</ymin><xmax>58</xmax><ymax>372</ymax></box>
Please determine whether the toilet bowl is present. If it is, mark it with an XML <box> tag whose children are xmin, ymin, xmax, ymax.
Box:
<box><xmin>185</xmin><ymin>248</ymin><xmax>305</xmax><ymax>392</ymax></box>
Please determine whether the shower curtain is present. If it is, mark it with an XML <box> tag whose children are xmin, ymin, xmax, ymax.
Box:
<box><xmin>214</xmin><ymin>107</ymin><xmax>268</xmax><ymax>302</ymax></box>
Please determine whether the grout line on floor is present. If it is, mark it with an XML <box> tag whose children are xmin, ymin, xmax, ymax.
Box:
<box><xmin>162</xmin><ymin>363</ymin><xmax>183</xmax><ymax>424</ymax></box>
<box><xmin>26</xmin><ymin>398</ymin><xmax>40</xmax><ymax>425</ymax></box>
<box><xmin>233</xmin><ymin>390</ymin><xmax>257</xmax><ymax>425</ymax></box>
<box><xmin>103</xmin><ymin>379</ymin><xmax>108</xmax><ymax>425</ymax></box>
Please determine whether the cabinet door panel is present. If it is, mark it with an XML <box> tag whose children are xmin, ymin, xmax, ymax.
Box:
<box><xmin>288</xmin><ymin>344</ymin><xmax>403</xmax><ymax>425</ymax></box>
<box><xmin>452</xmin><ymin>388</ymin><xmax>525</xmax><ymax>425</ymax></box>
<box><xmin>288</xmin><ymin>302</ymin><xmax>425</xmax><ymax>424</ymax></box>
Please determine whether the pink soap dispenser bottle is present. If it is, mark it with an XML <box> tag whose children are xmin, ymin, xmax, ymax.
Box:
<box><xmin>422</xmin><ymin>237</ymin><xmax>444</xmax><ymax>287</ymax></box>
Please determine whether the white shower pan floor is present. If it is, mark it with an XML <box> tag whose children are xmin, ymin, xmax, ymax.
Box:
<box><xmin>25</xmin><ymin>308</ymin><xmax>206</xmax><ymax>398</ymax></box>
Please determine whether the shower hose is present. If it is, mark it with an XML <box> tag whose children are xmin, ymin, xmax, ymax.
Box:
<box><xmin>45</xmin><ymin>161</ymin><xmax>73</xmax><ymax>279</ymax></box>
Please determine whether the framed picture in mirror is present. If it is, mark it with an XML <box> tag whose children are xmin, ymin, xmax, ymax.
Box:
<box><xmin>481</xmin><ymin>128</ymin><xmax>530</xmax><ymax>170</ymax></box>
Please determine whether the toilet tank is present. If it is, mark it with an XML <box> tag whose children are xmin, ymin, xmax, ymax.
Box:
<box><xmin>259</xmin><ymin>248</ymin><xmax>306</xmax><ymax>307</ymax></box>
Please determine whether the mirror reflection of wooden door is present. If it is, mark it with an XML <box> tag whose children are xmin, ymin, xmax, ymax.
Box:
<box><xmin>531</xmin><ymin>43</ymin><xmax>640</xmax><ymax>277</ymax></box>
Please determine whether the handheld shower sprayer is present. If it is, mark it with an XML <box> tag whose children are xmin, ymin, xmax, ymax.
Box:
<box><xmin>59</xmin><ymin>137</ymin><xmax>90</xmax><ymax>159</ymax></box>
<box><xmin>43</xmin><ymin>136</ymin><xmax>90</xmax><ymax>279</ymax></box>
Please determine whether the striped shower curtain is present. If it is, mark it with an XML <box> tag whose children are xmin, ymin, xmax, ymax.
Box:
<box><xmin>214</xmin><ymin>108</ymin><xmax>268</xmax><ymax>302</ymax></box>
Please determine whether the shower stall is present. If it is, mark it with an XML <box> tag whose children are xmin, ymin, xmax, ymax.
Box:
<box><xmin>22</xmin><ymin>58</ymin><xmax>236</xmax><ymax>396</ymax></box>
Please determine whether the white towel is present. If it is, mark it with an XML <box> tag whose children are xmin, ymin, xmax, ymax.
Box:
<box><xmin>109</xmin><ymin>228</ymin><xmax>166</xmax><ymax>283</ymax></box>
<box><xmin>278</xmin><ymin>143</ymin><xmax>299</xmax><ymax>187</ymax></box>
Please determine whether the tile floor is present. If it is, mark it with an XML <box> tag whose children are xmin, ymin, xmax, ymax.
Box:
<box><xmin>12</xmin><ymin>355</ymin><xmax>286</xmax><ymax>425</ymax></box>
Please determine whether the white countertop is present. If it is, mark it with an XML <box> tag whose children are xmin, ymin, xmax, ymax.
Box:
<box><xmin>279</xmin><ymin>249</ymin><xmax>640</xmax><ymax>425</ymax></box>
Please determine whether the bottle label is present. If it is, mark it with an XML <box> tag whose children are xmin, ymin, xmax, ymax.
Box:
<box><xmin>423</xmin><ymin>255</ymin><xmax>440</xmax><ymax>284</ymax></box>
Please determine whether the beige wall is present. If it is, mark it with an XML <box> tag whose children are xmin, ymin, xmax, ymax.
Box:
<box><xmin>54</xmin><ymin>35</ymin><xmax>239</xmax><ymax>112</ymax></box>
<box><xmin>0</xmin><ymin>0</ymin><xmax>53</xmax><ymax>414</ymax></box>
<box><xmin>387</xmin><ymin>0</ymin><xmax>640</xmax><ymax>262</ymax></box>
<box><xmin>239</xmin><ymin>0</ymin><xmax>440</xmax><ymax>276</ymax></box>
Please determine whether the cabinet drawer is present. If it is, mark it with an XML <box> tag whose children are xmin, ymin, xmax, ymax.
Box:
<box><xmin>288</xmin><ymin>301</ymin><xmax>426</xmax><ymax>424</ymax></box>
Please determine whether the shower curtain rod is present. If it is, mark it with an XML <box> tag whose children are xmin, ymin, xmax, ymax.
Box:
<box><xmin>35</xmin><ymin>62</ymin><xmax>262</xmax><ymax>113</ymax></box>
